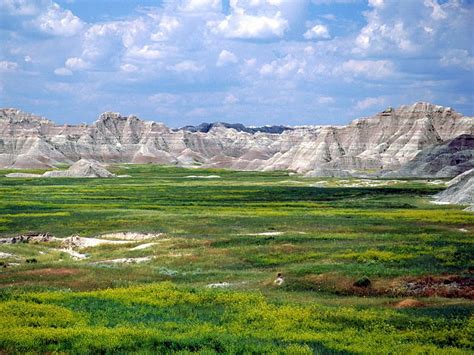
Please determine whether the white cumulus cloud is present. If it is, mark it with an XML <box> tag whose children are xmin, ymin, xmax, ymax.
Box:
<box><xmin>209</xmin><ymin>8</ymin><xmax>288</xmax><ymax>39</ymax></box>
<box><xmin>180</xmin><ymin>0</ymin><xmax>221</xmax><ymax>12</ymax></box>
<box><xmin>127</xmin><ymin>45</ymin><xmax>161</xmax><ymax>60</ymax></box>
<box><xmin>216</xmin><ymin>50</ymin><xmax>238</xmax><ymax>67</ymax></box>
<box><xmin>34</xmin><ymin>2</ymin><xmax>84</xmax><ymax>36</ymax></box>
<box><xmin>120</xmin><ymin>63</ymin><xmax>139</xmax><ymax>73</ymax></box>
<box><xmin>440</xmin><ymin>49</ymin><xmax>474</xmax><ymax>71</ymax></box>
<box><xmin>168</xmin><ymin>60</ymin><xmax>204</xmax><ymax>72</ymax></box>
<box><xmin>355</xmin><ymin>97</ymin><xmax>386</xmax><ymax>110</ymax></box>
<box><xmin>341</xmin><ymin>59</ymin><xmax>394</xmax><ymax>79</ymax></box>
<box><xmin>65</xmin><ymin>57</ymin><xmax>89</xmax><ymax>71</ymax></box>
<box><xmin>0</xmin><ymin>60</ymin><xmax>18</xmax><ymax>71</ymax></box>
<box><xmin>54</xmin><ymin>67</ymin><xmax>73</xmax><ymax>76</ymax></box>
<box><xmin>304</xmin><ymin>24</ymin><xmax>330</xmax><ymax>40</ymax></box>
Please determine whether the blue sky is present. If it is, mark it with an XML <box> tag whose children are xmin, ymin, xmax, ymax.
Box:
<box><xmin>0</xmin><ymin>0</ymin><xmax>473</xmax><ymax>126</ymax></box>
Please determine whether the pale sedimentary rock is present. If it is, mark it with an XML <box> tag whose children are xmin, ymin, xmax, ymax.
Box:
<box><xmin>433</xmin><ymin>169</ymin><xmax>474</xmax><ymax>211</ymax></box>
<box><xmin>1</xmin><ymin>103</ymin><xmax>472</xmax><ymax>177</ymax></box>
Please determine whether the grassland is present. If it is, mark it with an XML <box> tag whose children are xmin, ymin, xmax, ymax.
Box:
<box><xmin>0</xmin><ymin>165</ymin><xmax>472</xmax><ymax>353</ymax></box>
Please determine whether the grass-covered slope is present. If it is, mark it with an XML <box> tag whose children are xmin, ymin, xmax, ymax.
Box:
<box><xmin>0</xmin><ymin>165</ymin><xmax>472</xmax><ymax>353</ymax></box>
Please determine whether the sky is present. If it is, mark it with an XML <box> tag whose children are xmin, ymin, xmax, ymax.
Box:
<box><xmin>0</xmin><ymin>0</ymin><xmax>473</xmax><ymax>126</ymax></box>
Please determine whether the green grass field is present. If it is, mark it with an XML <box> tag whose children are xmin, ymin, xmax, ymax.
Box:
<box><xmin>0</xmin><ymin>165</ymin><xmax>472</xmax><ymax>353</ymax></box>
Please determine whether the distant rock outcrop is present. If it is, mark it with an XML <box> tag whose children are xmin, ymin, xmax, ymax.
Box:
<box><xmin>43</xmin><ymin>159</ymin><xmax>115</xmax><ymax>178</ymax></box>
<box><xmin>386</xmin><ymin>134</ymin><xmax>473</xmax><ymax>178</ymax></box>
<box><xmin>434</xmin><ymin>169</ymin><xmax>474</xmax><ymax>211</ymax></box>
<box><xmin>1</xmin><ymin>103</ymin><xmax>472</xmax><ymax>177</ymax></box>
<box><xmin>5</xmin><ymin>159</ymin><xmax>115</xmax><ymax>178</ymax></box>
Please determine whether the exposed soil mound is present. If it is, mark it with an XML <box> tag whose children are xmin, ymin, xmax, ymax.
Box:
<box><xmin>43</xmin><ymin>159</ymin><xmax>115</xmax><ymax>178</ymax></box>
<box><xmin>394</xmin><ymin>298</ymin><xmax>425</xmax><ymax>308</ymax></box>
<box><xmin>61</xmin><ymin>236</ymin><xmax>130</xmax><ymax>249</ymax></box>
<box><xmin>434</xmin><ymin>168</ymin><xmax>474</xmax><ymax>210</ymax></box>
<box><xmin>402</xmin><ymin>275</ymin><xmax>474</xmax><ymax>299</ymax></box>
<box><xmin>0</xmin><ymin>233</ymin><xmax>56</xmax><ymax>244</ymax></box>
<box><xmin>99</xmin><ymin>232</ymin><xmax>162</xmax><ymax>240</ymax></box>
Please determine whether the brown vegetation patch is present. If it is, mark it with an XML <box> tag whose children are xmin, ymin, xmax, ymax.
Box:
<box><xmin>398</xmin><ymin>275</ymin><xmax>474</xmax><ymax>299</ymax></box>
<box><xmin>19</xmin><ymin>268</ymin><xmax>81</xmax><ymax>277</ymax></box>
<box><xmin>288</xmin><ymin>273</ymin><xmax>474</xmax><ymax>299</ymax></box>
<box><xmin>394</xmin><ymin>298</ymin><xmax>425</xmax><ymax>308</ymax></box>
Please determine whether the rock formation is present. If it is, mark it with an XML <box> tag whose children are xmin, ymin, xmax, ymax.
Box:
<box><xmin>43</xmin><ymin>159</ymin><xmax>115</xmax><ymax>178</ymax></box>
<box><xmin>434</xmin><ymin>169</ymin><xmax>474</xmax><ymax>211</ymax></box>
<box><xmin>385</xmin><ymin>134</ymin><xmax>473</xmax><ymax>178</ymax></box>
<box><xmin>1</xmin><ymin>103</ymin><xmax>472</xmax><ymax>177</ymax></box>
<box><xmin>5</xmin><ymin>159</ymin><xmax>115</xmax><ymax>178</ymax></box>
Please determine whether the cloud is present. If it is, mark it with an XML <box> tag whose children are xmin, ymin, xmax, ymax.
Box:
<box><xmin>304</xmin><ymin>24</ymin><xmax>330</xmax><ymax>39</ymax></box>
<box><xmin>180</xmin><ymin>0</ymin><xmax>221</xmax><ymax>12</ymax></box>
<box><xmin>54</xmin><ymin>67</ymin><xmax>72</xmax><ymax>76</ymax></box>
<box><xmin>355</xmin><ymin>97</ymin><xmax>386</xmax><ymax>110</ymax></box>
<box><xmin>65</xmin><ymin>57</ymin><xmax>90</xmax><ymax>70</ymax></box>
<box><xmin>340</xmin><ymin>59</ymin><xmax>394</xmax><ymax>79</ymax></box>
<box><xmin>127</xmin><ymin>45</ymin><xmax>161</xmax><ymax>60</ymax></box>
<box><xmin>216</xmin><ymin>50</ymin><xmax>238</xmax><ymax>67</ymax></box>
<box><xmin>424</xmin><ymin>0</ymin><xmax>447</xmax><ymax>20</ymax></box>
<box><xmin>168</xmin><ymin>60</ymin><xmax>204</xmax><ymax>72</ymax></box>
<box><xmin>120</xmin><ymin>63</ymin><xmax>139</xmax><ymax>73</ymax></box>
<box><xmin>0</xmin><ymin>0</ymin><xmax>42</xmax><ymax>16</ymax></box>
<box><xmin>149</xmin><ymin>93</ymin><xmax>180</xmax><ymax>105</ymax></box>
<box><xmin>354</xmin><ymin>0</ymin><xmax>473</xmax><ymax>57</ymax></box>
<box><xmin>151</xmin><ymin>16</ymin><xmax>180</xmax><ymax>41</ymax></box>
<box><xmin>34</xmin><ymin>2</ymin><xmax>84</xmax><ymax>36</ymax></box>
<box><xmin>368</xmin><ymin>0</ymin><xmax>384</xmax><ymax>8</ymax></box>
<box><xmin>316</xmin><ymin>96</ymin><xmax>334</xmax><ymax>105</ymax></box>
<box><xmin>187</xmin><ymin>107</ymin><xmax>209</xmax><ymax>117</ymax></box>
<box><xmin>259</xmin><ymin>55</ymin><xmax>305</xmax><ymax>78</ymax></box>
<box><xmin>312</xmin><ymin>0</ymin><xmax>358</xmax><ymax>4</ymax></box>
<box><xmin>208</xmin><ymin>6</ymin><xmax>288</xmax><ymax>39</ymax></box>
<box><xmin>0</xmin><ymin>60</ymin><xmax>18</xmax><ymax>71</ymax></box>
<box><xmin>440</xmin><ymin>49</ymin><xmax>474</xmax><ymax>71</ymax></box>
<box><xmin>0</xmin><ymin>0</ymin><xmax>473</xmax><ymax>125</ymax></box>
<box><xmin>224</xmin><ymin>93</ymin><xmax>239</xmax><ymax>104</ymax></box>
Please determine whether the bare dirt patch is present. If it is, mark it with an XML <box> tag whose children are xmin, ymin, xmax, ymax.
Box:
<box><xmin>4</xmin><ymin>268</ymin><xmax>82</xmax><ymax>278</ymax></box>
<box><xmin>98</xmin><ymin>232</ymin><xmax>162</xmax><ymax>241</ymax></box>
<box><xmin>394</xmin><ymin>298</ymin><xmax>425</xmax><ymax>308</ymax></box>
<box><xmin>397</xmin><ymin>275</ymin><xmax>474</xmax><ymax>299</ymax></box>
<box><xmin>289</xmin><ymin>273</ymin><xmax>474</xmax><ymax>299</ymax></box>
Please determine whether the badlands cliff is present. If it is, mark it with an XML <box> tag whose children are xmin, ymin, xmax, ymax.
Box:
<box><xmin>0</xmin><ymin>102</ymin><xmax>472</xmax><ymax>177</ymax></box>
<box><xmin>434</xmin><ymin>169</ymin><xmax>474</xmax><ymax>211</ymax></box>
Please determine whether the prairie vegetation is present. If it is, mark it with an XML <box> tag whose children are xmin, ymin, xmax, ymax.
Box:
<box><xmin>0</xmin><ymin>165</ymin><xmax>472</xmax><ymax>353</ymax></box>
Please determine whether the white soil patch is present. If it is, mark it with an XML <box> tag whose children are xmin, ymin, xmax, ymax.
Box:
<box><xmin>428</xmin><ymin>180</ymin><xmax>446</xmax><ymax>185</ymax></box>
<box><xmin>61</xmin><ymin>236</ymin><xmax>131</xmax><ymax>249</ymax></box>
<box><xmin>98</xmin><ymin>232</ymin><xmax>162</xmax><ymax>241</ymax></box>
<box><xmin>279</xmin><ymin>180</ymin><xmax>305</xmax><ymax>184</ymax></box>
<box><xmin>458</xmin><ymin>228</ymin><xmax>468</xmax><ymax>233</ymax></box>
<box><xmin>168</xmin><ymin>252</ymin><xmax>192</xmax><ymax>257</ymax></box>
<box><xmin>0</xmin><ymin>252</ymin><xmax>15</xmax><ymax>258</ymax></box>
<box><xmin>207</xmin><ymin>282</ymin><xmax>231</xmax><ymax>288</ymax></box>
<box><xmin>430</xmin><ymin>201</ymin><xmax>451</xmax><ymax>205</ymax></box>
<box><xmin>97</xmin><ymin>256</ymin><xmax>152</xmax><ymax>264</ymax></box>
<box><xmin>130</xmin><ymin>242</ymin><xmax>157</xmax><ymax>251</ymax></box>
<box><xmin>337</xmin><ymin>179</ymin><xmax>401</xmax><ymax>188</ymax></box>
<box><xmin>310</xmin><ymin>181</ymin><xmax>328</xmax><ymax>186</ymax></box>
<box><xmin>58</xmin><ymin>248</ymin><xmax>88</xmax><ymax>260</ymax></box>
<box><xmin>247</xmin><ymin>232</ymin><xmax>283</xmax><ymax>236</ymax></box>
<box><xmin>185</xmin><ymin>175</ymin><xmax>221</xmax><ymax>179</ymax></box>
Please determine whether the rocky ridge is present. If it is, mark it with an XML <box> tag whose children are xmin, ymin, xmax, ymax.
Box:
<box><xmin>0</xmin><ymin>103</ymin><xmax>472</xmax><ymax>177</ymax></box>
<box><xmin>386</xmin><ymin>134</ymin><xmax>473</xmax><ymax>178</ymax></box>
<box><xmin>434</xmin><ymin>169</ymin><xmax>474</xmax><ymax>211</ymax></box>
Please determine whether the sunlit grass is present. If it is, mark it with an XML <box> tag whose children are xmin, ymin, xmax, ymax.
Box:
<box><xmin>0</xmin><ymin>165</ymin><xmax>472</xmax><ymax>352</ymax></box>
